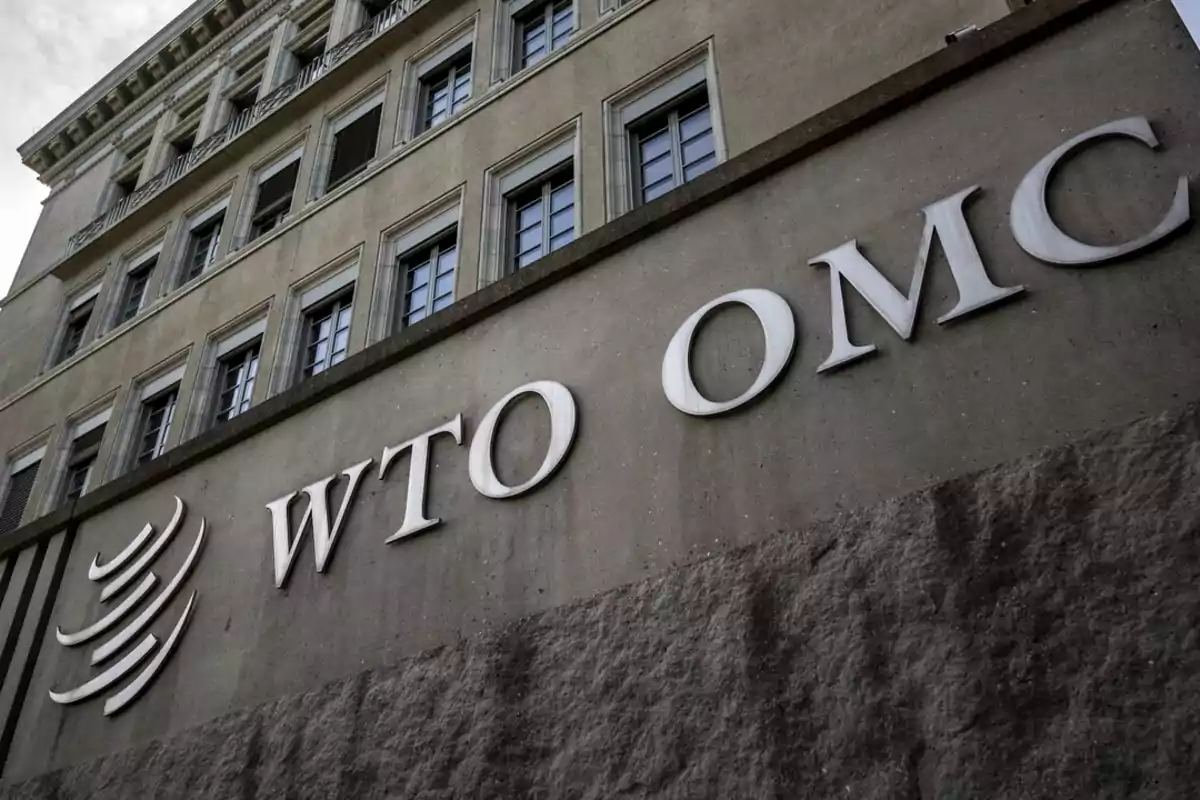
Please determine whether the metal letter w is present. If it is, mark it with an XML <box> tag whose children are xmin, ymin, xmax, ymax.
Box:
<box><xmin>265</xmin><ymin>459</ymin><xmax>373</xmax><ymax>589</ymax></box>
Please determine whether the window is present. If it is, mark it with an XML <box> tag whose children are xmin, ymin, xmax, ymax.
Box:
<box><xmin>363</xmin><ymin>0</ymin><xmax>394</xmax><ymax>20</ymax></box>
<box><xmin>212</xmin><ymin>340</ymin><xmax>261</xmax><ymax>425</ymax></box>
<box><xmin>419</xmin><ymin>52</ymin><xmax>472</xmax><ymax>133</ymax></box>
<box><xmin>630</xmin><ymin>90</ymin><xmax>716</xmax><ymax>205</ymax></box>
<box><xmin>248</xmin><ymin>157</ymin><xmax>301</xmax><ymax>242</ymax></box>
<box><xmin>61</xmin><ymin>424</ymin><xmax>105</xmax><ymax>506</ymax></box>
<box><xmin>133</xmin><ymin>386</ymin><xmax>179</xmax><ymax>468</ymax></box>
<box><xmin>603</xmin><ymin>46</ymin><xmax>725</xmax><ymax>219</ymax></box>
<box><xmin>325</xmin><ymin>101</ymin><xmax>383</xmax><ymax>192</ymax></box>
<box><xmin>289</xmin><ymin>2</ymin><xmax>332</xmax><ymax>77</ymax></box>
<box><xmin>480</xmin><ymin>121</ymin><xmax>577</xmax><ymax>285</ymax></box>
<box><xmin>0</xmin><ymin>455</ymin><xmax>41</xmax><ymax>535</ymax></box>
<box><xmin>178</xmin><ymin>205</ymin><xmax>227</xmax><ymax>285</ymax></box>
<box><xmin>293</xmin><ymin>33</ymin><xmax>329</xmax><ymax>74</ymax></box>
<box><xmin>107</xmin><ymin>137</ymin><xmax>150</xmax><ymax>208</ymax></box>
<box><xmin>514</xmin><ymin>0</ymin><xmax>574</xmax><ymax>71</ymax></box>
<box><xmin>508</xmin><ymin>167</ymin><xmax>575</xmax><ymax>272</ymax></box>
<box><xmin>169</xmin><ymin>127</ymin><xmax>198</xmax><ymax>161</ymax></box>
<box><xmin>398</xmin><ymin>230</ymin><xmax>457</xmax><ymax>328</ymax></box>
<box><xmin>116</xmin><ymin>257</ymin><xmax>157</xmax><ymax>325</ymax></box>
<box><xmin>227</xmin><ymin>49</ymin><xmax>267</xmax><ymax>119</ymax></box>
<box><xmin>56</xmin><ymin>291</ymin><xmax>98</xmax><ymax>364</ymax></box>
<box><xmin>300</xmin><ymin>289</ymin><xmax>354</xmax><ymax>379</ymax></box>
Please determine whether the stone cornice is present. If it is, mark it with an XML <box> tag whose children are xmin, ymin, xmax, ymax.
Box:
<box><xmin>23</xmin><ymin>0</ymin><xmax>288</xmax><ymax>186</ymax></box>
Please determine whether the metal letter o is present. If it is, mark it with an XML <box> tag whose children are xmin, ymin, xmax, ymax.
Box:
<box><xmin>469</xmin><ymin>381</ymin><xmax>578</xmax><ymax>500</ymax></box>
<box><xmin>662</xmin><ymin>288</ymin><xmax>796</xmax><ymax>416</ymax></box>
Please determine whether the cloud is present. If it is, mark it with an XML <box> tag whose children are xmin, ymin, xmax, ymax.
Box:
<box><xmin>0</xmin><ymin>0</ymin><xmax>194</xmax><ymax>297</ymax></box>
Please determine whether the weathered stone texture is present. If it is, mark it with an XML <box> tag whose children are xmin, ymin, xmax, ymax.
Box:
<box><xmin>7</xmin><ymin>399</ymin><xmax>1200</xmax><ymax>799</ymax></box>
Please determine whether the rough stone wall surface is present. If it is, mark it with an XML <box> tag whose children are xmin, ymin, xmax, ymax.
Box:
<box><xmin>4</xmin><ymin>397</ymin><xmax>1199</xmax><ymax>799</ymax></box>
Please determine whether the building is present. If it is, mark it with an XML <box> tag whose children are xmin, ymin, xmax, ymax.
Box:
<box><xmin>0</xmin><ymin>0</ymin><xmax>1198</xmax><ymax>794</ymax></box>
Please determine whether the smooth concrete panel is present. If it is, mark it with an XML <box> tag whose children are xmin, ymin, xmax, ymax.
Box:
<box><xmin>6</xmin><ymin>0</ymin><xmax>1200</xmax><ymax>780</ymax></box>
<box><xmin>0</xmin><ymin>534</ymin><xmax>65</xmax><ymax>769</ymax></box>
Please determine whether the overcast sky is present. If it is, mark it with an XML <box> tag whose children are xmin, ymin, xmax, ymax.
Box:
<box><xmin>0</xmin><ymin>0</ymin><xmax>194</xmax><ymax>297</ymax></box>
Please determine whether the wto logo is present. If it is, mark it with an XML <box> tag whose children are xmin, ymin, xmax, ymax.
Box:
<box><xmin>49</xmin><ymin>497</ymin><xmax>206</xmax><ymax>717</ymax></box>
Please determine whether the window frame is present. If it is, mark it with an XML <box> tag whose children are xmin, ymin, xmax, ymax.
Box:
<box><xmin>174</xmin><ymin>196</ymin><xmax>231</xmax><ymax>288</ymax></box>
<box><xmin>398</xmin><ymin>18</ymin><xmax>477</xmax><ymax>145</ymax></box>
<box><xmin>0</xmin><ymin>444</ymin><xmax>45</xmax><ymax>535</ymax></box>
<box><xmin>240</xmin><ymin>144</ymin><xmax>305</xmax><ymax>248</ymax></box>
<box><xmin>479</xmin><ymin>120</ymin><xmax>580</xmax><ymax>286</ymax></box>
<box><xmin>628</xmin><ymin>88</ymin><xmax>717</xmax><ymax>207</ymax></box>
<box><xmin>505</xmin><ymin>166</ymin><xmax>576</xmax><ymax>274</ymax></box>
<box><xmin>315</xmin><ymin>88</ymin><xmax>386</xmax><ymax>198</ymax></box>
<box><xmin>418</xmin><ymin>52</ymin><xmax>473</xmax><ymax>134</ymax></box>
<box><xmin>512</xmin><ymin>0</ymin><xmax>575</xmax><ymax>73</ymax></box>
<box><xmin>132</xmin><ymin>386</ymin><xmax>180</xmax><ymax>469</ymax></box>
<box><xmin>211</xmin><ymin>339</ymin><xmax>262</xmax><ymax>426</ymax></box>
<box><xmin>602</xmin><ymin>43</ymin><xmax>727</xmax><ymax>220</ymax></box>
<box><xmin>52</xmin><ymin>282</ymin><xmax>102</xmax><ymax>366</ymax></box>
<box><xmin>298</xmin><ymin>288</ymin><xmax>355</xmax><ymax>381</ymax></box>
<box><xmin>59</xmin><ymin>410</ymin><xmax>109</xmax><ymax>507</ymax></box>
<box><xmin>272</xmin><ymin>256</ymin><xmax>361</xmax><ymax>393</ymax></box>
<box><xmin>396</xmin><ymin>229</ymin><xmax>459</xmax><ymax>330</ymax></box>
<box><xmin>117</xmin><ymin>359</ymin><xmax>188</xmax><ymax>475</ymax></box>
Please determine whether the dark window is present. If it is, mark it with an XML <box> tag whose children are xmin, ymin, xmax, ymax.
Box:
<box><xmin>515</xmin><ymin>0</ymin><xmax>573</xmax><ymax>70</ymax></box>
<box><xmin>0</xmin><ymin>462</ymin><xmax>39</xmax><ymax>535</ymax></box>
<box><xmin>113</xmin><ymin>172</ymin><xmax>139</xmax><ymax>202</ymax></box>
<box><xmin>249</xmin><ymin>161</ymin><xmax>300</xmax><ymax>242</ymax></box>
<box><xmin>116</xmin><ymin>258</ymin><xmax>157</xmax><ymax>325</ymax></box>
<box><xmin>229</xmin><ymin>81</ymin><xmax>261</xmax><ymax>116</ymax></box>
<box><xmin>213</xmin><ymin>341</ymin><xmax>261</xmax><ymax>425</ymax></box>
<box><xmin>293</xmin><ymin>32</ymin><xmax>329</xmax><ymax>74</ymax></box>
<box><xmin>57</xmin><ymin>297</ymin><xmax>95</xmax><ymax>364</ymax></box>
<box><xmin>62</xmin><ymin>425</ymin><xmax>105</xmax><ymax>506</ymax></box>
<box><xmin>630</xmin><ymin>90</ymin><xmax>716</xmax><ymax>206</ymax></box>
<box><xmin>179</xmin><ymin>213</ymin><xmax>225</xmax><ymax>285</ymax></box>
<box><xmin>133</xmin><ymin>387</ymin><xmax>178</xmax><ymax>467</ymax></box>
<box><xmin>363</xmin><ymin>0</ymin><xmax>393</xmax><ymax>20</ymax></box>
<box><xmin>508</xmin><ymin>166</ymin><xmax>575</xmax><ymax>273</ymax></box>
<box><xmin>326</xmin><ymin>105</ymin><xmax>382</xmax><ymax>191</ymax></box>
<box><xmin>419</xmin><ymin>52</ymin><xmax>472</xmax><ymax>133</ymax></box>
<box><xmin>170</xmin><ymin>128</ymin><xmax>198</xmax><ymax>160</ymax></box>
<box><xmin>398</xmin><ymin>231</ymin><xmax>457</xmax><ymax>329</ymax></box>
<box><xmin>300</xmin><ymin>290</ymin><xmax>354</xmax><ymax>379</ymax></box>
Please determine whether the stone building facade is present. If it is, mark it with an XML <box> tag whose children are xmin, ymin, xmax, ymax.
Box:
<box><xmin>0</xmin><ymin>0</ymin><xmax>1198</xmax><ymax>796</ymax></box>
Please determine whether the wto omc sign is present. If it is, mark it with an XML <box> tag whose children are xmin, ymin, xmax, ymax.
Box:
<box><xmin>50</xmin><ymin>116</ymin><xmax>1190</xmax><ymax>716</ymax></box>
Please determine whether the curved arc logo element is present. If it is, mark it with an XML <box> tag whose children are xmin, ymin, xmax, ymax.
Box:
<box><xmin>49</xmin><ymin>496</ymin><xmax>206</xmax><ymax>717</ymax></box>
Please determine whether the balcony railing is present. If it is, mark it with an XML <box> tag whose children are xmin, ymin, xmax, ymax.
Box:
<box><xmin>66</xmin><ymin>0</ymin><xmax>419</xmax><ymax>257</ymax></box>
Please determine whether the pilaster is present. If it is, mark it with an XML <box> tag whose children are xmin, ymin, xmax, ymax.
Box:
<box><xmin>328</xmin><ymin>0</ymin><xmax>365</xmax><ymax>47</ymax></box>
<box><xmin>138</xmin><ymin>110</ymin><xmax>182</xmax><ymax>185</ymax></box>
<box><xmin>196</xmin><ymin>62</ymin><xmax>236</xmax><ymax>141</ymax></box>
<box><xmin>261</xmin><ymin>20</ymin><xmax>300</xmax><ymax>94</ymax></box>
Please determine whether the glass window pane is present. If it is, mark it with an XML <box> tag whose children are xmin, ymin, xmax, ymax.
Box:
<box><xmin>641</xmin><ymin>151</ymin><xmax>674</xmax><ymax>189</ymax></box>
<box><xmin>643</xmin><ymin>175</ymin><xmax>675</xmax><ymax>203</ymax></box>
<box><xmin>518</xmin><ymin>225</ymin><xmax>543</xmax><ymax>255</ymax></box>
<box><xmin>679</xmin><ymin>104</ymin><xmax>712</xmax><ymax>141</ymax></box>
<box><xmin>518</xmin><ymin>199</ymin><xmax>543</xmax><ymax>229</ymax></box>
<box><xmin>549</xmin><ymin>229</ymin><xmax>574</xmax><ymax>252</ymax></box>
<box><xmin>432</xmin><ymin>294</ymin><xmax>454</xmax><ymax>312</ymax></box>
<box><xmin>550</xmin><ymin>182</ymin><xmax>574</xmax><ymax>213</ymax></box>
<box><xmin>436</xmin><ymin>246</ymin><xmax>458</xmax><ymax>274</ymax></box>
<box><xmin>639</xmin><ymin>127</ymin><xmax>671</xmax><ymax>162</ymax></box>
<box><xmin>406</xmin><ymin>306</ymin><xmax>427</xmax><ymax>326</ymax></box>
<box><xmin>410</xmin><ymin>262</ymin><xmax>431</xmax><ymax>290</ymax></box>
<box><xmin>682</xmin><ymin>130</ymin><xmax>715</xmax><ymax>169</ymax></box>
<box><xmin>517</xmin><ymin>249</ymin><xmax>542</xmax><ymax>269</ymax></box>
<box><xmin>549</xmin><ymin>207</ymin><xmax>573</xmax><ymax>238</ymax></box>
<box><xmin>406</xmin><ymin>285</ymin><xmax>429</xmax><ymax>314</ymax></box>
<box><xmin>434</xmin><ymin>273</ymin><xmax>455</xmax><ymax>298</ymax></box>
<box><xmin>683</xmin><ymin>152</ymin><xmax>717</xmax><ymax>182</ymax></box>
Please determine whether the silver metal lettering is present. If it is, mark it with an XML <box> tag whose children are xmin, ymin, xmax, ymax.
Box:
<box><xmin>378</xmin><ymin>415</ymin><xmax>463</xmax><ymax>543</ymax></box>
<box><xmin>662</xmin><ymin>289</ymin><xmax>796</xmax><ymax>416</ymax></box>
<box><xmin>469</xmin><ymin>381</ymin><xmax>578</xmax><ymax>499</ymax></box>
<box><xmin>1011</xmin><ymin>116</ymin><xmax>1191</xmax><ymax>265</ymax></box>
<box><xmin>810</xmin><ymin>186</ymin><xmax>1024</xmax><ymax>372</ymax></box>
<box><xmin>265</xmin><ymin>459</ymin><xmax>373</xmax><ymax>588</ymax></box>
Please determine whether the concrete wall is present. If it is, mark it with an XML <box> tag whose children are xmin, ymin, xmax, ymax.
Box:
<box><xmin>0</xmin><ymin>0</ymin><xmax>1014</xmax><ymax>506</ymax></box>
<box><xmin>11</xmin><ymin>151</ymin><xmax>118</xmax><ymax>292</ymax></box>
<box><xmin>0</xmin><ymin>0</ymin><xmax>1197</xmax><ymax>784</ymax></box>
